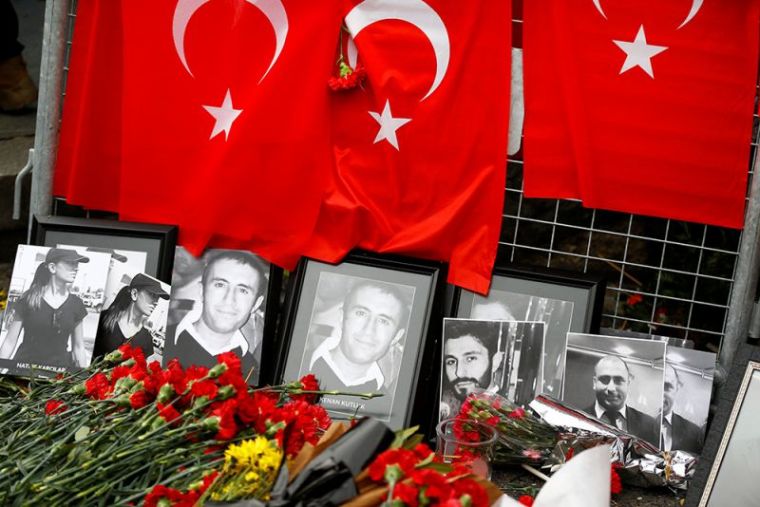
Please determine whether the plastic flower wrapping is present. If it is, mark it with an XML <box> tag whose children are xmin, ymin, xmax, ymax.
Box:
<box><xmin>0</xmin><ymin>344</ymin><xmax>498</xmax><ymax>506</ymax></box>
<box><xmin>454</xmin><ymin>392</ymin><xmax>698</xmax><ymax>491</ymax></box>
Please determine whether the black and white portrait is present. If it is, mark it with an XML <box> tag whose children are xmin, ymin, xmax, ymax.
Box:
<box><xmin>297</xmin><ymin>271</ymin><xmax>415</xmax><ymax>421</ymax></box>
<box><xmin>93</xmin><ymin>273</ymin><xmax>170</xmax><ymax>363</ymax></box>
<box><xmin>164</xmin><ymin>248</ymin><xmax>270</xmax><ymax>383</ymax></box>
<box><xmin>439</xmin><ymin>319</ymin><xmax>544</xmax><ymax>420</ymax></box>
<box><xmin>0</xmin><ymin>245</ymin><xmax>111</xmax><ymax>375</ymax></box>
<box><xmin>468</xmin><ymin>289</ymin><xmax>573</xmax><ymax>398</ymax></box>
<box><xmin>563</xmin><ymin>333</ymin><xmax>665</xmax><ymax>446</ymax></box>
<box><xmin>661</xmin><ymin>348</ymin><xmax>714</xmax><ymax>453</ymax></box>
<box><xmin>57</xmin><ymin>245</ymin><xmax>148</xmax><ymax>311</ymax></box>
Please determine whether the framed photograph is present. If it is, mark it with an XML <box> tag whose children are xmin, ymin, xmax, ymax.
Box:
<box><xmin>563</xmin><ymin>332</ymin><xmax>666</xmax><ymax>447</ymax></box>
<box><xmin>276</xmin><ymin>252</ymin><xmax>446</xmax><ymax>430</ymax></box>
<box><xmin>686</xmin><ymin>345</ymin><xmax>760</xmax><ymax>507</ymax></box>
<box><xmin>439</xmin><ymin>318</ymin><xmax>544</xmax><ymax>420</ymax></box>
<box><xmin>451</xmin><ymin>262</ymin><xmax>605</xmax><ymax>398</ymax></box>
<box><xmin>0</xmin><ymin>245</ymin><xmax>111</xmax><ymax>377</ymax></box>
<box><xmin>31</xmin><ymin>215</ymin><xmax>178</xmax><ymax>283</ymax></box>
<box><xmin>662</xmin><ymin>348</ymin><xmax>714</xmax><ymax>454</ymax></box>
<box><xmin>164</xmin><ymin>247</ymin><xmax>283</xmax><ymax>386</ymax></box>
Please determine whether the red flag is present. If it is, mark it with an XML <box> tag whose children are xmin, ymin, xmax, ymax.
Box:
<box><xmin>53</xmin><ymin>1</ymin><xmax>123</xmax><ymax>211</ymax></box>
<box><xmin>115</xmin><ymin>0</ymin><xmax>342</xmax><ymax>265</ymax></box>
<box><xmin>305</xmin><ymin>0</ymin><xmax>511</xmax><ymax>293</ymax></box>
<box><xmin>523</xmin><ymin>1</ymin><xmax>760</xmax><ymax>228</ymax></box>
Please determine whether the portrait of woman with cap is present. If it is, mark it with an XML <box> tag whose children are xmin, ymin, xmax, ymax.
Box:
<box><xmin>0</xmin><ymin>248</ymin><xmax>91</xmax><ymax>368</ymax></box>
<box><xmin>93</xmin><ymin>273</ymin><xmax>170</xmax><ymax>359</ymax></box>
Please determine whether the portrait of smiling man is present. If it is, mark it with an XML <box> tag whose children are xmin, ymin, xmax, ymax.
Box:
<box><xmin>170</xmin><ymin>250</ymin><xmax>267</xmax><ymax>380</ymax></box>
<box><xmin>309</xmin><ymin>279</ymin><xmax>409</xmax><ymax>391</ymax></box>
<box><xmin>584</xmin><ymin>355</ymin><xmax>660</xmax><ymax>445</ymax></box>
<box><xmin>439</xmin><ymin>319</ymin><xmax>506</xmax><ymax>420</ymax></box>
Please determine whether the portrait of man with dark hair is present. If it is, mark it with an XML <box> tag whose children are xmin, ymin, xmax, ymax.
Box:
<box><xmin>297</xmin><ymin>272</ymin><xmax>415</xmax><ymax>422</ymax></box>
<box><xmin>167</xmin><ymin>249</ymin><xmax>269</xmax><ymax>381</ymax></box>
<box><xmin>309</xmin><ymin>278</ymin><xmax>410</xmax><ymax>392</ymax></box>
<box><xmin>584</xmin><ymin>354</ymin><xmax>660</xmax><ymax>445</ymax></box>
<box><xmin>439</xmin><ymin>319</ymin><xmax>506</xmax><ymax>420</ymax></box>
<box><xmin>660</xmin><ymin>363</ymin><xmax>705</xmax><ymax>453</ymax></box>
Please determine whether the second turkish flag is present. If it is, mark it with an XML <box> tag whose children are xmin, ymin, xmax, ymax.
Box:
<box><xmin>523</xmin><ymin>1</ymin><xmax>760</xmax><ymax>228</ymax></box>
<box><xmin>305</xmin><ymin>0</ymin><xmax>511</xmax><ymax>293</ymax></box>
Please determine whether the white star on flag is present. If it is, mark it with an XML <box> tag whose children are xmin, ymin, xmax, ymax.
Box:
<box><xmin>369</xmin><ymin>100</ymin><xmax>411</xmax><ymax>151</ymax></box>
<box><xmin>203</xmin><ymin>89</ymin><xmax>242</xmax><ymax>141</ymax></box>
<box><xmin>613</xmin><ymin>25</ymin><xmax>668</xmax><ymax>78</ymax></box>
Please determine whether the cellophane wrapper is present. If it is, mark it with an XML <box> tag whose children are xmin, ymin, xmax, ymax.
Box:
<box><xmin>529</xmin><ymin>395</ymin><xmax>698</xmax><ymax>490</ymax></box>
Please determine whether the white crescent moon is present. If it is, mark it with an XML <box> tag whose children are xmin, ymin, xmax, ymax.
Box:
<box><xmin>173</xmin><ymin>0</ymin><xmax>288</xmax><ymax>82</ymax></box>
<box><xmin>592</xmin><ymin>0</ymin><xmax>607</xmax><ymax>19</ymax></box>
<box><xmin>344</xmin><ymin>0</ymin><xmax>450</xmax><ymax>101</ymax></box>
<box><xmin>677</xmin><ymin>0</ymin><xmax>703</xmax><ymax>29</ymax></box>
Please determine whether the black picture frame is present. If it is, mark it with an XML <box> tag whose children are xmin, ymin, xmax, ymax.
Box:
<box><xmin>450</xmin><ymin>259</ymin><xmax>606</xmax><ymax>398</ymax></box>
<box><xmin>686</xmin><ymin>343</ymin><xmax>760</xmax><ymax>507</ymax></box>
<box><xmin>31</xmin><ymin>215</ymin><xmax>177</xmax><ymax>284</ymax></box>
<box><xmin>275</xmin><ymin>251</ymin><xmax>446</xmax><ymax>431</ymax></box>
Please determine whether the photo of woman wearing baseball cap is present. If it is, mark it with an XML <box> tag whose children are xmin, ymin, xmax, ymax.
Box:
<box><xmin>0</xmin><ymin>245</ymin><xmax>111</xmax><ymax>374</ymax></box>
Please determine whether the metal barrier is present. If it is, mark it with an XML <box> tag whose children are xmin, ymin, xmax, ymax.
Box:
<box><xmin>25</xmin><ymin>1</ymin><xmax>760</xmax><ymax>381</ymax></box>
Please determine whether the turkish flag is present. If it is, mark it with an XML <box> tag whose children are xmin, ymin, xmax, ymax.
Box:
<box><xmin>523</xmin><ymin>1</ymin><xmax>760</xmax><ymax>228</ymax></box>
<box><xmin>305</xmin><ymin>0</ymin><xmax>511</xmax><ymax>293</ymax></box>
<box><xmin>114</xmin><ymin>0</ymin><xmax>343</xmax><ymax>265</ymax></box>
<box><xmin>53</xmin><ymin>0</ymin><xmax>123</xmax><ymax>211</ymax></box>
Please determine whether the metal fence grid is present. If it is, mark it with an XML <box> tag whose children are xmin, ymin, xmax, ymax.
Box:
<box><xmin>48</xmin><ymin>1</ymin><xmax>760</xmax><ymax>356</ymax></box>
<box><xmin>500</xmin><ymin>96</ymin><xmax>759</xmax><ymax>354</ymax></box>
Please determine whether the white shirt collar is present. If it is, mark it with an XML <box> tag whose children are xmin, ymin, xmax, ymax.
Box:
<box><xmin>175</xmin><ymin>305</ymin><xmax>249</xmax><ymax>356</ymax></box>
<box><xmin>594</xmin><ymin>400</ymin><xmax>627</xmax><ymax>421</ymax></box>
<box><xmin>309</xmin><ymin>333</ymin><xmax>384</xmax><ymax>390</ymax></box>
<box><xmin>664</xmin><ymin>412</ymin><xmax>673</xmax><ymax>425</ymax></box>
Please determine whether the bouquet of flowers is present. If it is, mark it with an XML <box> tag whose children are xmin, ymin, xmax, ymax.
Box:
<box><xmin>0</xmin><ymin>345</ymin><xmax>497</xmax><ymax>506</ymax></box>
<box><xmin>455</xmin><ymin>392</ymin><xmax>558</xmax><ymax>465</ymax></box>
<box><xmin>0</xmin><ymin>344</ymin><xmax>330</xmax><ymax>505</ymax></box>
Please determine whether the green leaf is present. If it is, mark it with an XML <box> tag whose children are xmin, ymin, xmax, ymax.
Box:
<box><xmin>390</xmin><ymin>426</ymin><xmax>419</xmax><ymax>449</ymax></box>
<box><xmin>74</xmin><ymin>425</ymin><xmax>90</xmax><ymax>442</ymax></box>
<box><xmin>401</xmin><ymin>434</ymin><xmax>424</xmax><ymax>450</ymax></box>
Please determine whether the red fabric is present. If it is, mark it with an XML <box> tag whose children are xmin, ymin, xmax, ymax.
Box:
<box><xmin>53</xmin><ymin>0</ymin><xmax>123</xmax><ymax>211</ymax></box>
<box><xmin>115</xmin><ymin>1</ymin><xmax>341</xmax><ymax>265</ymax></box>
<box><xmin>305</xmin><ymin>0</ymin><xmax>511</xmax><ymax>294</ymax></box>
<box><xmin>523</xmin><ymin>1</ymin><xmax>760</xmax><ymax>228</ymax></box>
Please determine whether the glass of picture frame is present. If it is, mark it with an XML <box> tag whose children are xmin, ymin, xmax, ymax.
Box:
<box><xmin>686</xmin><ymin>344</ymin><xmax>760</xmax><ymax>507</ymax></box>
<box><xmin>275</xmin><ymin>251</ymin><xmax>446</xmax><ymax>430</ymax></box>
<box><xmin>450</xmin><ymin>263</ymin><xmax>606</xmax><ymax>398</ymax></box>
<box><xmin>31</xmin><ymin>215</ymin><xmax>177</xmax><ymax>283</ymax></box>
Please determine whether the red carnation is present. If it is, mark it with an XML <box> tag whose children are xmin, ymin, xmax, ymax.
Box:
<box><xmin>389</xmin><ymin>482</ymin><xmax>420</xmax><ymax>507</ymax></box>
<box><xmin>412</xmin><ymin>443</ymin><xmax>434</xmax><ymax>461</ymax></box>
<box><xmin>190</xmin><ymin>379</ymin><xmax>218</xmax><ymax>401</ymax></box>
<box><xmin>85</xmin><ymin>372</ymin><xmax>112</xmax><ymax>400</ymax></box>
<box><xmin>144</xmin><ymin>484</ymin><xmax>183</xmax><ymax>507</ymax></box>
<box><xmin>412</xmin><ymin>469</ymin><xmax>452</xmax><ymax>501</ymax></box>
<box><xmin>518</xmin><ymin>495</ymin><xmax>535</xmax><ymax>506</ymax></box>
<box><xmin>368</xmin><ymin>448</ymin><xmax>418</xmax><ymax>482</ymax></box>
<box><xmin>451</xmin><ymin>478</ymin><xmax>489</xmax><ymax>507</ymax></box>
<box><xmin>237</xmin><ymin>391</ymin><xmax>278</xmax><ymax>432</ymax></box>
<box><xmin>157</xmin><ymin>402</ymin><xmax>182</xmax><ymax>425</ymax></box>
<box><xmin>611</xmin><ymin>463</ymin><xmax>623</xmax><ymax>495</ymax></box>
<box><xmin>290</xmin><ymin>373</ymin><xmax>320</xmax><ymax>403</ymax></box>
<box><xmin>626</xmin><ymin>293</ymin><xmax>643</xmax><ymax>306</ymax></box>
<box><xmin>216</xmin><ymin>351</ymin><xmax>241</xmax><ymax>374</ymax></box>
<box><xmin>129</xmin><ymin>390</ymin><xmax>149</xmax><ymax>410</ymax></box>
<box><xmin>45</xmin><ymin>399</ymin><xmax>67</xmax><ymax>416</ymax></box>
<box><xmin>508</xmin><ymin>407</ymin><xmax>526</xmax><ymax>419</ymax></box>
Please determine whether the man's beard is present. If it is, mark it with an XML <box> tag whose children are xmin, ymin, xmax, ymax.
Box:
<box><xmin>449</xmin><ymin>369</ymin><xmax>492</xmax><ymax>401</ymax></box>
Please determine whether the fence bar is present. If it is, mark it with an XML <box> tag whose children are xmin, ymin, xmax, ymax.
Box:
<box><xmin>720</xmin><ymin>143</ymin><xmax>760</xmax><ymax>383</ymax></box>
<box><xmin>28</xmin><ymin>0</ymin><xmax>71</xmax><ymax>235</ymax></box>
